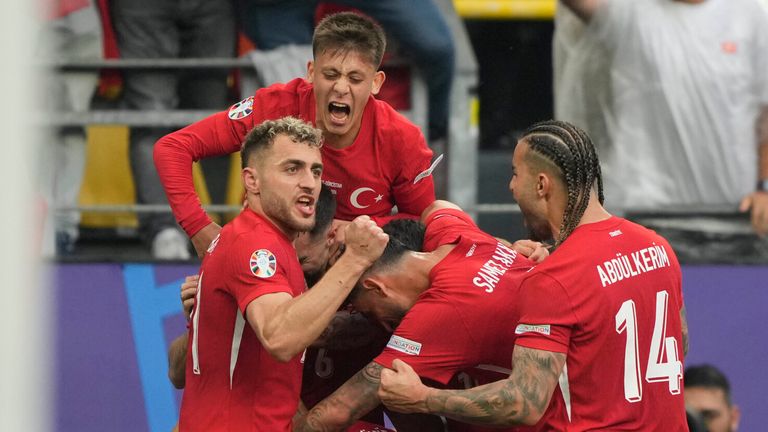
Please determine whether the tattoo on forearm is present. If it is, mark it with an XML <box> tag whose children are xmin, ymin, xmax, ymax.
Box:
<box><xmin>300</xmin><ymin>362</ymin><xmax>384</xmax><ymax>432</ymax></box>
<box><xmin>425</xmin><ymin>348</ymin><xmax>564</xmax><ymax>426</ymax></box>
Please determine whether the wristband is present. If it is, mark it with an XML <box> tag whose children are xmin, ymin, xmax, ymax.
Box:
<box><xmin>758</xmin><ymin>179</ymin><xmax>768</xmax><ymax>192</ymax></box>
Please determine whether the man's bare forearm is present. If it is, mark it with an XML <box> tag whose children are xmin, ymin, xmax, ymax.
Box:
<box><xmin>757</xmin><ymin>105</ymin><xmax>768</xmax><ymax>181</ymax></box>
<box><xmin>168</xmin><ymin>333</ymin><xmax>188</xmax><ymax>389</ymax></box>
<box><xmin>251</xmin><ymin>253</ymin><xmax>376</xmax><ymax>362</ymax></box>
<box><xmin>297</xmin><ymin>362</ymin><xmax>384</xmax><ymax>432</ymax></box>
<box><xmin>422</xmin><ymin>347</ymin><xmax>564</xmax><ymax>427</ymax></box>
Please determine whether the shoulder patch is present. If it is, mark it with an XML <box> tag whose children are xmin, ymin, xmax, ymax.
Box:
<box><xmin>249</xmin><ymin>249</ymin><xmax>277</xmax><ymax>278</ymax></box>
<box><xmin>515</xmin><ymin>323</ymin><xmax>551</xmax><ymax>336</ymax></box>
<box><xmin>386</xmin><ymin>334</ymin><xmax>422</xmax><ymax>356</ymax></box>
<box><xmin>228</xmin><ymin>96</ymin><xmax>254</xmax><ymax>120</ymax></box>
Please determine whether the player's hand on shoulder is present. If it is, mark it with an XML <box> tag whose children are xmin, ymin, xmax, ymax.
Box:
<box><xmin>511</xmin><ymin>239</ymin><xmax>551</xmax><ymax>263</ymax></box>
<box><xmin>343</xmin><ymin>215</ymin><xmax>389</xmax><ymax>265</ymax></box>
<box><xmin>181</xmin><ymin>275</ymin><xmax>199</xmax><ymax>320</ymax></box>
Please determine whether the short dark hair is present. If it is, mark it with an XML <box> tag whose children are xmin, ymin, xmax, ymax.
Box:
<box><xmin>520</xmin><ymin>120</ymin><xmax>604</xmax><ymax>245</ymax></box>
<box><xmin>241</xmin><ymin>116</ymin><xmax>323</xmax><ymax>169</ymax></box>
<box><xmin>685</xmin><ymin>364</ymin><xmax>734</xmax><ymax>405</ymax></box>
<box><xmin>313</xmin><ymin>12</ymin><xmax>387</xmax><ymax>69</ymax></box>
<box><xmin>346</xmin><ymin>235</ymin><xmax>411</xmax><ymax>305</ymax></box>
<box><xmin>383</xmin><ymin>219</ymin><xmax>426</xmax><ymax>252</ymax></box>
<box><xmin>309</xmin><ymin>184</ymin><xmax>336</xmax><ymax>239</ymax></box>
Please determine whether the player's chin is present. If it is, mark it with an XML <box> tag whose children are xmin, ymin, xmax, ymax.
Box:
<box><xmin>290</xmin><ymin>216</ymin><xmax>315</xmax><ymax>233</ymax></box>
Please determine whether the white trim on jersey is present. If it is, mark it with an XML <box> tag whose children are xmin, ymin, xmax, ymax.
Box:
<box><xmin>229</xmin><ymin>311</ymin><xmax>246</xmax><ymax>389</ymax></box>
<box><xmin>559</xmin><ymin>363</ymin><xmax>572</xmax><ymax>421</ymax></box>
<box><xmin>191</xmin><ymin>272</ymin><xmax>203</xmax><ymax>375</ymax></box>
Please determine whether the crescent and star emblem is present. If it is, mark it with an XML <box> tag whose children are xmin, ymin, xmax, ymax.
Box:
<box><xmin>350</xmin><ymin>187</ymin><xmax>383</xmax><ymax>209</ymax></box>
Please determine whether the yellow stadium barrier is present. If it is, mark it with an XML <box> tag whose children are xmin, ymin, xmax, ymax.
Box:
<box><xmin>79</xmin><ymin>125</ymin><xmax>217</xmax><ymax>229</ymax></box>
<box><xmin>453</xmin><ymin>0</ymin><xmax>556</xmax><ymax>19</ymax></box>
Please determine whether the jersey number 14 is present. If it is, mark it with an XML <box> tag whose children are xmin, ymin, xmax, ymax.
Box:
<box><xmin>615</xmin><ymin>290</ymin><xmax>682</xmax><ymax>403</ymax></box>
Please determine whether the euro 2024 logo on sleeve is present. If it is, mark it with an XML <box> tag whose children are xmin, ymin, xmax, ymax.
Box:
<box><xmin>250</xmin><ymin>249</ymin><xmax>276</xmax><ymax>278</ymax></box>
<box><xmin>228</xmin><ymin>96</ymin><xmax>254</xmax><ymax>120</ymax></box>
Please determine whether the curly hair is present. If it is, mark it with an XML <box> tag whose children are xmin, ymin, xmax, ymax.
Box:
<box><xmin>241</xmin><ymin>116</ymin><xmax>323</xmax><ymax>169</ymax></box>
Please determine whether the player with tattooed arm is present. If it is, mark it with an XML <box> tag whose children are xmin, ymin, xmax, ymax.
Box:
<box><xmin>378</xmin><ymin>120</ymin><xmax>690</xmax><ymax>431</ymax></box>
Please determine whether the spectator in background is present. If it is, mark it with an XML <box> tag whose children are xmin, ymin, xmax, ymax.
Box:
<box><xmin>552</xmin><ymin>5</ymin><xmax>612</xmax><ymax>174</ymax></box>
<box><xmin>241</xmin><ymin>0</ymin><xmax>454</xmax><ymax>144</ymax></box>
<box><xmin>685</xmin><ymin>364</ymin><xmax>741</xmax><ymax>432</ymax></box>
<box><xmin>110</xmin><ymin>0</ymin><xmax>236</xmax><ymax>259</ymax></box>
<box><xmin>38</xmin><ymin>0</ymin><xmax>103</xmax><ymax>256</ymax></box>
<box><xmin>558</xmin><ymin>0</ymin><xmax>768</xmax><ymax>263</ymax></box>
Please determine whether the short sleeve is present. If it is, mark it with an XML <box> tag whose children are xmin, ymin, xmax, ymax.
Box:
<box><xmin>422</xmin><ymin>208</ymin><xmax>478</xmax><ymax>251</ymax></box>
<box><xmin>388</xmin><ymin>127</ymin><xmax>436</xmax><ymax>217</ymax></box>
<box><xmin>225</xmin><ymin>234</ymin><xmax>295</xmax><ymax>313</ymax></box>
<box><xmin>374</xmin><ymin>301</ymin><xmax>470</xmax><ymax>385</ymax></box>
<box><xmin>513</xmin><ymin>272</ymin><xmax>575</xmax><ymax>354</ymax></box>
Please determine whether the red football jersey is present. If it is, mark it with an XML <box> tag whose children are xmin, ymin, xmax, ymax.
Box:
<box><xmin>515</xmin><ymin>216</ymin><xmax>688</xmax><ymax>431</ymax></box>
<box><xmin>179</xmin><ymin>210</ymin><xmax>307</xmax><ymax>432</ymax></box>
<box><xmin>154</xmin><ymin>78</ymin><xmax>435</xmax><ymax>236</ymax></box>
<box><xmin>375</xmin><ymin>209</ymin><xmax>568</xmax><ymax>432</ymax></box>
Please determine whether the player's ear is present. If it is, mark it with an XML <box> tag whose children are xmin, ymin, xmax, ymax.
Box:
<box><xmin>371</xmin><ymin>70</ymin><xmax>386</xmax><ymax>96</ymax></box>
<box><xmin>325</xmin><ymin>225</ymin><xmax>337</xmax><ymax>246</ymax></box>
<box><xmin>306</xmin><ymin>60</ymin><xmax>315</xmax><ymax>82</ymax></box>
<box><xmin>731</xmin><ymin>405</ymin><xmax>741</xmax><ymax>431</ymax></box>
<box><xmin>362</xmin><ymin>277</ymin><xmax>387</xmax><ymax>296</ymax></box>
<box><xmin>537</xmin><ymin>173</ymin><xmax>550</xmax><ymax>197</ymax></box>
<box><xmin>242</xmin><ymin>166</ymin><xmax>260</xmax><ymax>195</ymax></box>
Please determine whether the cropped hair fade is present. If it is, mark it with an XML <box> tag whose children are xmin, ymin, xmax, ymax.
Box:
<box><xmin>241</xmin><ymin>116</ymin><xmax>323</xmax><ymax>169</ymax></box>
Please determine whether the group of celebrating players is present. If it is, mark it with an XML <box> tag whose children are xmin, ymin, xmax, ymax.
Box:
<box><xmin>157</xmin><ymin>12</ymin><xmax>689</xmax><ymax>432</ymax></box>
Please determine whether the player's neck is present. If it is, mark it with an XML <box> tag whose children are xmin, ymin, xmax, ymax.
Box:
<box><xmin>322</xmin><ymin>123</ymin><xmax>362</xmax><ymax>150</ymax></box>
<box><xmin>246</xmin><ymin>198</ymin><xmax>297</xmax><ymax>240</ymax></box>
<box><xmin>400</xmin><ymin>252</ymin><xmax>438</xmax><ymax>295</ymax></box>
<box><xmin>577</xmin><ymin>195</ymin><xmax>612</xmax><ymax>227</ymax></box>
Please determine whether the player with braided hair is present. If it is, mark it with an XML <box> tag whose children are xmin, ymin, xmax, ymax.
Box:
<box><xmin>377</xmin><ymin>120</ymin><xmax>690</xmax><ymax>431</ymax></box>
<box><xmin>518</xmin><ymin>121</ymin><xmax>604</xmax><ymax>245</ymax></box>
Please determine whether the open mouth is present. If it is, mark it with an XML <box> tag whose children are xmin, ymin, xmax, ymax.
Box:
<box><xmin>296</xmin><ymin>196</ymin><xmax>315</xmax><ymax>217</ymax></box>
<box><xmin>328</xmin><ymin>102</ymin><xmax>351</xmax><ymax>124</ymax></box>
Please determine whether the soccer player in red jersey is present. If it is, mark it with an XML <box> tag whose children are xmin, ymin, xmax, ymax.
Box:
<box><xmin>294</xmin><ymin>200</ymin><xmax>564</xmax><ymax>432</ymax></box>
<box><xmin>178</xmin><ymin>117</ymin><xmax>388</xmax><ymax>432</ymax></box>
<box><xmin>154</xmin><ymin>12</ymin><xmax>437</xmax><ymax>257</ymax></box>
<box><xmin>378</xmin><ymin>120</ymin><xmax>690</xmax><ymax>431</ymax></box>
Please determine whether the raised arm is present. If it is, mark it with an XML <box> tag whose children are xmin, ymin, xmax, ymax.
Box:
<box><xmin>153</xmin><ymin>111</ymin><xmax>249</xmax><ymax>243</ymax></box>
<box><xmin>246</xmin><ymin>216</ymin><xmax>389</xmax><ymax>362</ymax></box>
<box><xmin>559</xmin><ymin>0</ymin><xmax>604</xmax><ymax>22</ymax></box>
<box><xmin>379</xmin><ymin>345</ymin><xmax>565</xmax><ymax>427</ymax></box>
